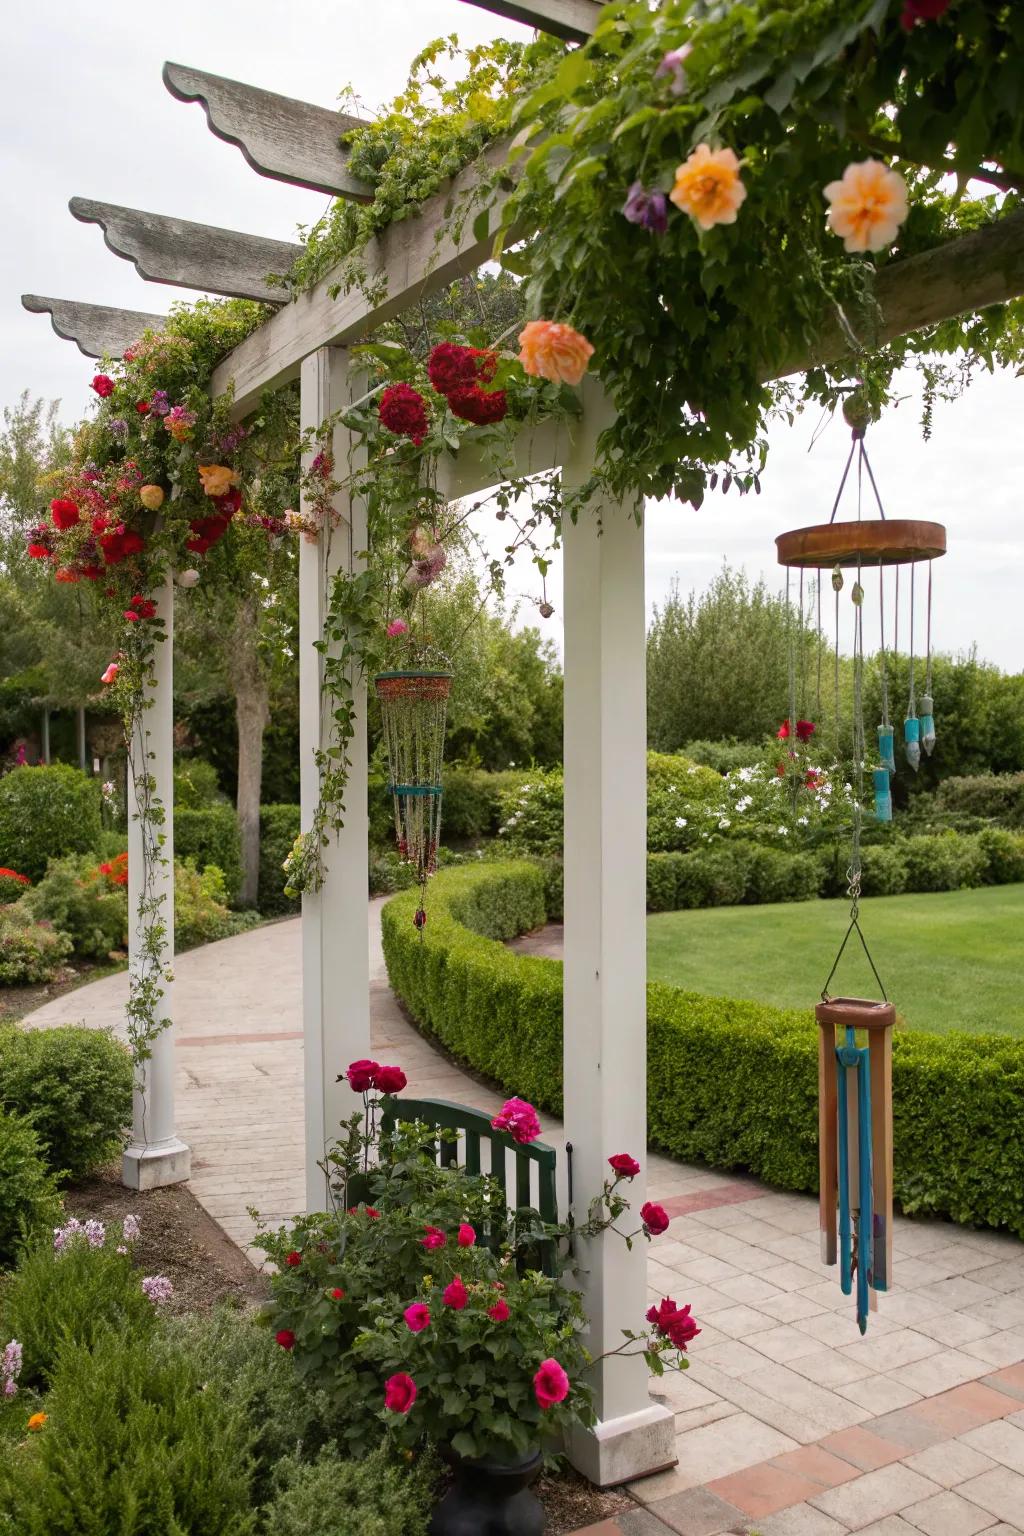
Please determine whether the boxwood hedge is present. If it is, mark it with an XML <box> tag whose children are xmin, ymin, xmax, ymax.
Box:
<box><xmin>381</xmin><ymin>862</ymin><xmax>1024</xmax><ymax>1238</ymax></box>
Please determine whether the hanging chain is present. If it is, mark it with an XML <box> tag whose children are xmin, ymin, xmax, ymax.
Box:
<box><xmin>849</xmin><ymin>559</ymin><xmax>865</xmax><ymax>917</ymax></box>
<box><xmin>798</xmin><ymin>569</ymin><xmax>807</xmax><ymax>716</ymax></box>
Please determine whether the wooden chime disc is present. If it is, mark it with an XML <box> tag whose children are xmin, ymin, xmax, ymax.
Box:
<box><xmin>816</xmin><ymin>997</ymin><xmax>897</xmax><ymax>1032</ymax></box>
<box><xmin>776</xmin><ymin>519</ymin><xmax>946</xmax><ymax>570</ymax></box>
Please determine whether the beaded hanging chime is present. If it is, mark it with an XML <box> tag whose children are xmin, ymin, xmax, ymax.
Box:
<box><xmin>775</xmin><ymin>400</ymin><xmax>947</xmax><ymax>1331</ymax></box>
<box><xmin>374</xmin><ymin>670</ymin><xmax>452</xmax><ymax>933</ymax></box>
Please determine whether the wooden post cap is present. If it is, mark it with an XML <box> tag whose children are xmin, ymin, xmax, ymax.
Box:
<box><xmin>816</xmin><ymin>997</ymin><xmax>896</xmax><ymax>1032</ymax></box>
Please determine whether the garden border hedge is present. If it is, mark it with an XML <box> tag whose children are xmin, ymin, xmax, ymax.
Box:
<box><xmin>381</xmin><ymin>862</ymin><xmax>1024</xmax><ymax>1238</ymax></box>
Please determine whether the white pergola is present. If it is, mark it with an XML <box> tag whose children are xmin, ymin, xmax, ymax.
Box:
<box><xmin>23</xmin><ymin>0</ymin><xmax>1024</xmax><ymax>1483</ymax></box>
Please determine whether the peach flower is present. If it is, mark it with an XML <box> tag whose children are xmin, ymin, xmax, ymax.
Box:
<box><xmin>824</xmin><ymin>159</ymin><xmax>909</xmax><ymax>254</ymax></box>
<box><xmin>518</xmin><ymin>321</ymin><xmax>594</xmax><ymax>387</ymax></box>
<box><xmin>197</xmin><ymin>464</ymin><xmax>241</xmax><ymax>498</ymax></box>
<box><xmin>670</xmin><ymin>144</ymin><xmax>747</xmax><ymax>231</ymax></box>
<box><xmin>139</xmin><ymin>484</ymin><xmax>165</xmax><ymax>511</ymax></box>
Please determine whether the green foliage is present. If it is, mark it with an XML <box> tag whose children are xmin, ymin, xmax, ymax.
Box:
<box><xmin>0</xmin><ymin>870</ymin><xmax>30</xmax><ymax>903</ymax></box>
<box><xmin>18</xmin><ymin>854</ymin><xmax>127</xmax><ymax>959</ymax></box>
<box><xmin>175</xmin><ymin>805</ymin><xmax>242</xmax><ymax>904</ymax></box>
<box><xmin>0</xmin><ymin>1327</ymin><xmax>257</xmax><ymax>1536</ymax></box>
<box><xmin>0</xmin><ymin>1227</ymin><xmax>155</xmax><ymax>1388</ymax></box>
<box><xmin>902</xmin><ymin>832</ymin><xmax>987</xmax><ymax>894</ymax></box>
<box><xmin>681</xmin><ymin>739</ymin><xmax>765</xmax><ymax>775</ymax></box>
<box><xmin>383</xmin><ymin>863</ymin><xmax>1024</xmax><ymax>1236</ymax></box>
<box><xmin>0</xmin><ymin>907</ymin><xmax>72</xmax><ymax>985</ymax></box>
<box><xmin>258</xmin><ymin>804</ymin><xmax>301</xmax><ymax>916</ymax></box>
<box><xmin>0</xmin><ymin>765</ymin><xmax>102</xmax><ymax>883</ymax></box>
<box><xmin>859</xmin><ymin>843</ymin><xmax>909</xmax><ymax>897</ymax></box>
<box><xmin>368</xmin><ymin>848</ymin><xmax>418</xmax><ymax>897</ymax></box>
<box><xmin>262</xmin><ymin>1445</ymin><xmax>436</xmax><ymax>1536</ymax></box>
<box><xmin>937</xmin><ymin>771</ymin><xmax>1024</xmax><ymax>827</ymax></box>
<box><xmin>743</xmin><ymin>845</ymin><xmax>822</xmax><ymax>905</ymax></box>
<box><xmin>0</xmin><ymin>1111</ymin><xmax>62</xmax><ymax>1269</ymax></box>
<box><xmin>0</xmin><ymin>1025</ymin><xmax>132</xmax><ymax>1182</ymax></box>
<box><xmin>172</xmin><ymin>758</ymin><xmax>225</xmax><ymax>810</ymax></box>
<box><xmin>174</xmin><ymin>860</ymin><xmax>257</xmax><ymax>951</ymax></box>
<box><xmin>977</xmin><ymin>827</ymin><xmax>1024</xmax><ymax>886</ymax></box>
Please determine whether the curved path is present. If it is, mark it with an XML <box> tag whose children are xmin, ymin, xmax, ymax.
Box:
<box><xmin>22</xmin><ymin>906</ymin><xmax>1024</xmax><ymax>1535</ymax></box>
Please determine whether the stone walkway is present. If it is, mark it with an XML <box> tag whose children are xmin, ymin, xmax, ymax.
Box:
<box><xmin>22</xmin><ymin>909</ymin><xmax>1024</xmax><ymax>1535</ymax></box>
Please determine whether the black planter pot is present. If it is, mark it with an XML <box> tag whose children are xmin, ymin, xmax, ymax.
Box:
<box><xmin>429</xmin><ymin>1447</ymin><xmax>545</xmax><ymax>1536</ymax></box>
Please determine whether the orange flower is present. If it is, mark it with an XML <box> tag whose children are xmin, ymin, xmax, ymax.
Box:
<box><xmin>27</xmin><ymin>1412</ymin><xmax>47</xmax><ymax>1431</ymax></box>
<box><xmin>518</xmin><ymin>321</ymin><xmax>594</xmax><ymax>387</ymax></box>
<box><xmin>197</xmin><ymin>464</ymin><xmax>241</xmax><ymax>498</ymax></box>
<box><xmin>670</xmin><ymin>144</ymin><xmax>747</xmax><ymax>231</ymax></box>
<box><xmin>139</xmin><ymin>484</ymin><xmax>165</xmax><ymax>511</ymax></box>
<box><xmin>824</xmin><ymin>159</ymin><xmax>909</xmax><ymax>254</ymax></box>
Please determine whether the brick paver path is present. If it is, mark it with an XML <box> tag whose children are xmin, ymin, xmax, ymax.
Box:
<box><xmin>23</xmin><ymin>908</ymin><xmax>1024</xmax><ymax>1534</ymax></box>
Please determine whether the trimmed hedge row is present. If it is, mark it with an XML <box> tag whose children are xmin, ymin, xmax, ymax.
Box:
<box><xmin>175</xmin><ymin>806</ymin><xmax>243</xmax><ymax>905</ymax></box>
<box><xmin>381</xmin><ymin>862</ymin><xmax>1024</xmax><ymax>1237</ymax></box>
<box><xmin>937</xmin><ymin>772</ymin><xmax>1024</xmax><ymax>827</ymax></box>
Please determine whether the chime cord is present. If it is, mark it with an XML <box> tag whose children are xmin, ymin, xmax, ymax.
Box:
<box><xmin>925</xmin><ymin>559</ymin><xmax>933</xmax><ymax>699</ymax></box>
<box><xmin>907</xmin><ymin>562</ymin><xmax>916</xmax><ymax>718</ymax></box>
<box><xmin>816</xmin><ymin>575</ymin><xmax>823</xmax><ymax>726</ymax></box>
<box><xmin>878</xmin><ymin>560</ymin><xmax>889</xmax><ymax>731</ymax></box>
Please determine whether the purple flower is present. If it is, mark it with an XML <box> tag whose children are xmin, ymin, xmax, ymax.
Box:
<box><xmin>108</xmin><ymin>418</ymin><xmax>128</xmax><ymax>440</ymax></box>
<box><xmin>2</xmin><ymin>1338</ymin><xmax>22</xmax><ymax>1398</ymax></box>
<box><xmin>655</xmin><ymin>44</ymin><xmax>691</xmax><ymax>96</ymax></box>
<box><xmin>149</xmin><ymin>389</ymin><xmax>170</xmax><ymax>417</ymax></box>
<box><xmin>623</xmin><ymin>181</ymin><xmax>669</xmax><ymax>234</ymax></box>
<box><xmin>142</xmin><ymin>1275</ymin><xmax>174</xmax><ymax>1305</ymax></box>
<box><xmin>122</xmin><ymin>1214</ymin><xmax>140</xmax><ymax>1243</ymax></box>
<box><xmin>84</xmin><ymin>1219</ymin><xmax>106</xmax><ymax>1249</ymax></box>
<box><xmin>53</xmin><ymin>1218</ymin><xmax>82</xmax><ymax>1253</ymax></box>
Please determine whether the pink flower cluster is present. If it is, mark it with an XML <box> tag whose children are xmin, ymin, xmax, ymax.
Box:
<box><xmin>2</xmin><ymin>1339</ymin><xmax>22</xmax><ymax>1400</ymax></box>
<box><xmin>490</xmin><ymin>1097</ymin><xmax>541</xmax><ymax>1145</ymax></box>
<box><xmin>52</xmin><ymin>1217</ymin><xmax>106</xmax><ymax>1254</ymax></box>
<box><xmin>344</xmin><ymin>1059</ymin><xmax>408</xmax><ymax>1094</ymax></box>
<box><xmin>646</xmin><ymin>1298</ymin><xmax>700</xmax><ymax>1351</ymax></box>
<box><xmin>141</xmin><ymin>1275</ymin><xmax>174</xmax><ymax>1305</ymax></box>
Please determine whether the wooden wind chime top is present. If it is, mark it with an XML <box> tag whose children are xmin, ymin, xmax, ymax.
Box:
<box><xmin>775</xmin><ymin>519</ymin><xmax>946</xmax><ymax>570</ymax></box>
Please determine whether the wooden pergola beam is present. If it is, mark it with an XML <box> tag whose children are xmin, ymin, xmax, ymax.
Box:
<box><xmin>458</xmin><ymin>0</ymin><xmax>601</xmax><ymax>41</ymax></box>
<box><xmin>163</xmin><ymin>62</ymin><xmax>373</xmax><ymax>201</ymax></box>
<box><xmin>69</xmin><ymin>197</ymin><xmax>300</xmax><ymax>305</ymax></box>
<box><xmin>21</xmin><ymin>294</ymin><xmax>168</xmax><ymax>360</ymax></box>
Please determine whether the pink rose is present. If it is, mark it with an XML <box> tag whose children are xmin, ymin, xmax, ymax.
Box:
<box><xmin>101</xmin><ymin>662</ymin><xmax>119</xmax><ymax>685</ymax></box>
<box><xmin>491</xmin><ymin>1097</ymin><xmax>542</xmax><ymax>1145</ymax></box>
<box><xmin>609</xmin><ymin>1154</ymin><xmax>641</xmax><ymax>1179</ymax></box>
<box><xmin>404</xmin><ymin>1303</ymin><xmax>431</xmax><ymax>1333</ymax></box>
<box><xmin>533</xmin><ymin>1358</ymin><xmax>570</xmax><ymax>1410</ymax></box>
<box><xmin>386</xmin><ymin>619</ymin><xmax>408</xmax><ymax>637</ymax></box>
<box><xmin>487</xmin><ymin>1299</ymin><xmax>510</xmax><ymax>1323</ymax></box>
<box><xmin>442</xmin><ymin>1275</ymin><xmax>468</xmax><ymax>1310</ymax></box>
<box><xmin>384</xmin><ymin>1372</ymin><xmax>417</xmax><ymax>1413</ymax></box>
<box><xmin>345</xmin><ymin>1059</ymin><xmax>380</xmax><ymax>1093</ymax></box>
<box><xmin>457</xmin><ymin>1223</ymin><xmax>476</xmax><ymax>1248</ymax></box>
<box><xmin>421</xmin><ymin>1226</ymin><xmax>446</xmax><ymax>1250</ymax></box>
<box><xmin>374</xmin><ymin>1064</ymin><xmax>407</xmax><ymax>1094</ymax></box>
<box><xmin>641</xmin><ymin>1202</ymin><xmax>670</xmax><ymax>1236</ymax></box>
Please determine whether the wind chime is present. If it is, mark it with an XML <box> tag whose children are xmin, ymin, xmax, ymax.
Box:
<box><xmin>775</xmin><ymin>400</ymin><xmax>946</xmax><ymax>1330</ymax></box>
<box><xmin>374</xmin><ymin>669</ymin><xmax>452</xmax><ymax>934</ymax></box>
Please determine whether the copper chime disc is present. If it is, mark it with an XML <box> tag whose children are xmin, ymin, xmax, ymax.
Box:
<box><xmin>776</xmin><ymin>519</ymin><xmax>946</xmax><ymax>570</ymax></box>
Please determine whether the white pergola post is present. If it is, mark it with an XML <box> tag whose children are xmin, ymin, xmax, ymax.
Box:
<box><xmin>123</xmin><ymin>573</ymin><xmax>190</xmax><ymax>1189</ymax></box>
<box><xmin>561</xmin><ymin>399</ymin><xmax>675</xmax><ymax>1485</ymax></box>
<box><xmin>299</xmin><ymin>346</ymin><xmax>371</xmax><ymax>1210</ymax></box>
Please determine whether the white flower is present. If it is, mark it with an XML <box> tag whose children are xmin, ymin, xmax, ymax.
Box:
<box><xmin>688</xmin><ymin>766</ymin><xmax>699</xmax><ymax>775</ymax></box>
<box><xmin>737</xmin><ymin>766</ymin><xmax>755</xmax><ymax>782</ymax></box>
<box><xmin>718</xmin><ymin>817</ymin><xmax>731</xmax><ymax>830</ymax></box>
<box><xmin>735</xmin><ymin>796</ymin><xmax>753</xmax><ymax>813</ymax></box>
<box><xmin>797</xmin><ymin>816</ymin><xmax>809</xmax><ymax>826</ymax></box>
<box><xmin>777</xmin><ymin>825</ymin><xmax>789</xmax><ymax>836</ymax></box>
<box><xmin>675</xmin><ymin>816</ymin><xmax>688</xmax><ymax>829</ymax></box>
<box><xmin>668</xmin><ymin>784</ymin><xmax>676</xmax><ymax>792</ymax></box>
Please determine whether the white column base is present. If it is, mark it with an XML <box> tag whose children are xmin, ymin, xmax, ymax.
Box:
<box><xmin>568</xmin><ymin>1402</ymin><xmax>677</xmax><ymax>1488</ymax></box>
<box><xmin>122</xmin><ymin>1138</ymin><xmax>191</xmax><ymax>1191</ymax></box>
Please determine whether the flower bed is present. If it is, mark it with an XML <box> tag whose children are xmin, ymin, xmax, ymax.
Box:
<box><xmin>382</xmin><ymin>862</ymin><xmax>1024</xmax><ymax>1238</ymax></box>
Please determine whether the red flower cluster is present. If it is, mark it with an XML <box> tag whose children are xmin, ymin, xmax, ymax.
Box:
<box><xmin>91</xmin><ymin>374</ymin><xmax>115</xmax><ymax>398</ymax></box>
<box><xmin>0</xmin><ymin>868</ymin><xmax>30</xmax><ymax>886</ymax></box>
<box><xmin>379</xmin><ymin>383</ymin><xmax>429</xmax><ymax>446</ymax></box>
<box><xmin>640</xmin><ymin>1201</ymin><xmax>670</xmax><ymax>1236</ymax></box>
<box><xmin>487</xmin><ymin>1299</ymin><xmax>510</xmax><ymax>1323</ymax></box>
<box><xmin>99</xmin><ymin>528</ymin><xmax>146</xmax><ymax>566</ymax></box>
<box><xmin>26</xmin><ymin>526</ymin><xmax>54</xmax><ymax>559</ymax></box>
<box><xmin>343</xmin><ymin>1059</ymin><xmax>407</xmax><ymax>1094</ymax></box>
<box><xmin>646</xmin><ymin>1298</ymin><xmax>700</xmax><ymax>1351</ymax></box>
<box><xmin>97</xmin><ymin>852</ymin><xmax>129</xmax><ymax>888</ymax></box>
<box><xmin>490</xmin><ymin>1097</ymin><xmax>541</xmax><ymax>1145</ymax></box>
<box><xmin>900</xmin><ymin>0</ymin><xmax>949</xmax><ymax>27</ymax></box>
<box><xmin>186</xmin><ymin>487</ymin><xmax>240</xmax><ymax>555</ymax></box>
<box><xmin>275</xmin><ymin>1329</ymin><xmax>296</xmax><ymax>1351</ymax></box>
<box><xmin>777</xmin><ymin>719</ymin><xmax>815</xmax><ymax>743</ymax></box>
<box><xmin>135</xmin><ymin>400</ymin><xmax>151</xmax><ymax>416</ymax></box>
<box><xmin>124</xmin><ymin>594</ymin><xmax>157</xmax><ymax>623</ymax></box>
<box><xmin>448</xmin><ymin>385</ymin><xmax>508</xmax><ymax>426</ymax></box>
<box><xmin>285</xmin><ymin>1250</ymin><xmax>302</xmax><ymax>1267</ymax></box>
<box><xmin>426</xmin><ymin>342</ymin><xmax>507</xmax><ymax>425</ymax></box>
<box><xmin>421</xmin><ymin>1225</ymin><xmax>446</xmax><ymax>1250</ymax></box>
<box><xmin>50</xmin><ymin>499</ymin><xmax>81</xmax><ymax>531</ymax></box>
<box><xmin>442</xmin><ymin>1275</ymin><xmax>468</xmax><ymax>1310</ymax></box>
<box><xmin>608</xmin><ymin>1153</ymin><xmax>641</xmax><ymax>1179</ymax></box>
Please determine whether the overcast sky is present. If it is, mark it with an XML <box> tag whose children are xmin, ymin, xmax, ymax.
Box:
<box><xmin>2</xmin><ymin>0</ymin><xmax>1021</xmax><ymax>671</ymax></box>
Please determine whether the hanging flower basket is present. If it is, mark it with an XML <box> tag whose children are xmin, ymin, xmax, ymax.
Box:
<box><xmin>374</xmin><ymin>671</ymin><xmax>452</xmax><ymax>885</ymax></box>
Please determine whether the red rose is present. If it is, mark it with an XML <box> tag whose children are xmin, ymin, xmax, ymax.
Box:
<box><xmin>404</xmin><ymin>1302</ymin><xmax>431</xmax><ymax>1333</ymax></box>
<box><xmin>330</xmin><ymin>1287</ymin><xmax>345</xmax><ymax>1300</ymax></box>
<box><xmin>135</xmin><ymin>400</ymin><xmax>151</xmax><ymax>415</ymax></box>
<box><xmin>91</xmin><ymin>375</ymin><xmax>115</xmax><ymax>398</ymax></box>
<box><xmin>383</xmin><ymin>1372</ymin><xmax>417</xmax><ymax>1414</ymax></box>
<box><xmin>365</xmin><ymin>1207</ymin><xmax>381</xmax><ymax>1220</ymax></box>
<box><xmin>487</xmin><ymin>1299</ymin><xmax>510</xmax><ymax>1323</ymax></box>
<box><xmin>533</xmin><ymin>1358</ymin><xmax>570</xmax><ymax>1410</ymax></box>
<box><xmin>442</xmin><ymin>1275</ymin><xmax>468</xmax><ymax>1310</ymax></box>
<box><xmin>121</xmin><ymin>530</ymin><xmax>145</xmax><ymax>557</ymax></box>
<box><xmin>796</xmin><ymin>719</ymin><xmax>815</xmax><ymax>742</ymax></box>
<box><xmin>447</xmin><ymin>385</ymin><xmax>508</xmax><ymax>427</ymax></box>
<box><xmin>457</xmin><ymin>1223</ymin><xmax>476</xmax><ymax>1248</ymax></box>
<box><xmin>285</xmin><ymin>1250</ymin><xmax>301</xmax><ymax>1267</ymax></box>
<box><xmin>646</xmin><ymin>1297</ymin><xmax>701</xmax><ymax>1351</ymax></box>
<box><xmin>50</xmin><ymin>499</ymin><xmax>81</xmax><ymax>530</ymax></box>
<box><xmin>275</xmin><ymin>1329</ymin><xmax>296</xmax><ymax>1350</ymax></box>
<box><xmin>421</xmin><ymin>1225</ymin><xmax>446</xmax><ymax>1250</ymax></box>
<box><xmin>777</xmin><ymin>720</ymin><xmax>790</xmax><ymax>740</ymax></box>
<box><xmin>374</xmin><ymin>1064</ymin><xmax>407</xmax><ymax>1094</ymax></box>
<box><xmin>379</xmin><ymin>383</ymin><xmax>429</xmax><ymax>446</ymax></box>
<box><xmin>641</xmin><ymin>1202</ymin><xmax>670</xmax><ymax>1236</ymax></box>
<box><xmin>608</xmin><ymin>1153</ymin><xmax>641</xmax><ymax>1179</ymax></box>
<box><xmin>345</xmin><ymin>1059</ymin><xmax>380</xmax><ymax>1093</ymax></box>
<box><xmin>427</xmin><ymin>342</ymin><xmax>478</xmax><ymax>395</ymax></box>
<box><xmin>27</xmin><ymin>541</ymin><xmax>51</xmax><ymax>560</ymax></box>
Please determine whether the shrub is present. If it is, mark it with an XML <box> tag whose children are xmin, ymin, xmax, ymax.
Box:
<box><xmin>671</xmin><ymin>845</ymin><xmax>750</xmax><ymax>909</ymax></box>
<box><xmin>496</xmin><ymin>769</ymin><xmax>564</xmax><ymax>854</ymax></box>
<box><xmin>0</xmin><ymin>869</ymin><xmax>31</xmax><ymax>904</ymax></box>
<box><xmin>535</xmin><ymin>855</ymin><xmax>564</xmax><ymax>920</ymax></box>
<box><xmin>0</xmin><ymin>765</ymin><xmax>102</xmax><ymax>883</ymax></box>
<box><xmin>743</xmin><ymin>845</ymin><xmax>821</xmax><ymax>904</ymax></box>
<box><xmin>368</xmin><ymin>848</ymin><xmax>417</xmax><ymax>896</ymax></box>
<box><xmin>263</xmin><ymin>1445</ymin><xmax>436</xmax><ymax>1536</ymax></box>
<box><xmin>175</xmin><ymin>860</ymin><xmax>257</xmax><ymax>951</ymax></box>
<box><xmin>175</xmin><ymin>805</ymin><xmax>242</xmax><ymax>903</ymax></box>
<box><xmin>18</xmin><ymin>854</ymin><xmax>127</xmax><ymax>959</ymax></box>
<box><xmin>382</xmin><ymin>863</ymin><xmax>1024</xmax><ymax>1237</ymax></box>
<box><xmin>0</xmin><ymin>1025</ymin><xmax>132</xmax><ymax>1182</ymax></box>
<box><xmin>646</xmin><ymin>854</ymin><xmax>680</xmax><ymax>913</ymax></box>
<box><xmin>0</xmin><ymin>1327</ymin><xmax>256</xmax><ymax>1535</ymax></box>
<box><xmin>859</xmin><ymin>843</ymin><xmax>909</xmax><ymax>897</ymax></box>
<box><xmin>259</xmin><ymin>804</ymin><xmax>301</xmax><ymax>916</ymax></box>
<box><xmin>0</xmin><ymin>1224</ymin><xmax>155</xmax><ymax>1387</ymax></box>
<box><xmin>0</xmin><ymin>907</ymin><xmax>72</xmax><ymax>985</ymax></box>
<box><xmin>976</xmin><ymin>827</ymin><xmax>1024</xmax><ymax>885</ymax></box>
<box><xmin>367</xmin><ymin>769</ymin><xmax>395</xmax><ymax>847</ymax></box>
<box><xmin>437</xmin><ymin>766</ymin><xmax>503</xmax><ymax>841</ymax></box>
<box><xmin>0</xmin><ymin>1112</ymin><xmax>63</xmax><ymax>1269</ymax></box>
<box><xmin>681</xmin><ymin>739</ymin><xmax>764</xmax><ymax>775</ymax></box>
<box><xmin>937</xmin><ymin>771</ymin><xmax>1024</xmax><ymax>827</ymax></box>
<box><xmin>172</xmin><ymin>758</ymin><xmax>224</xmax><ymax>809</ymax></box>
<box><xmin>903</xmin><ymin>833</ymin><xmax>986</xmax><ymax>894</ymax></box>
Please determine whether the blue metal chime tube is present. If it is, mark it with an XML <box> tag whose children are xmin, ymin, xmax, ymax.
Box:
<box><xmin>873</xmin><ymin>766</ymin><xmax>892</xmax><ymax>823</ymax></box>
<box><xmin>856</xmin><ymin>1047</ymin><xmax>874</xmax><ymax>1335</ymax></box>
<box><xmin>835</xmin><ymin>1028</ymin><xmax>875</xmax><ymax>1332</ymax></box>
<box><xmin>920</xmin><ymin>693</ymin><xmax>936</xmax><ymax>756</ymax></box>
<box><xmin>836</xmin><ymin>1047</ymin><xmax>853</xmax><ymax>1297</ymax></box>
<box><xmin>877</xmin><ymin>725</ymin><xmax>896</xmax><ymax>775</ymax></box>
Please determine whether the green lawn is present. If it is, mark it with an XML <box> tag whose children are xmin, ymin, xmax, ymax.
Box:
<box><xmin>646</xmin><ymin>884</ymin><xmax>1024</xmax><ymax>1037</ymax></box>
